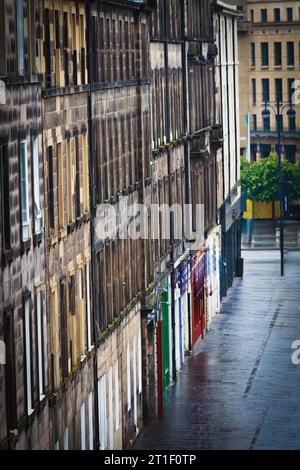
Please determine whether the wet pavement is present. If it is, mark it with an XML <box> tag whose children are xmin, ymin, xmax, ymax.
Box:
<box><xmin>135</xmin><ymin>250</ymin><xmax>300</xmax><ymax>450</ymax></box>
<box><xmin>242</xmin><ymin>220</ymin><xmax>300</xmax><ymax>250</ymax></box>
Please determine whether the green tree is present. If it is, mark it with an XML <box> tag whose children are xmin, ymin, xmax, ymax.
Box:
<box><xmin>241</xmin><ymin>155</ymin><xmax>300</xmax><ymax>203</ymax></box>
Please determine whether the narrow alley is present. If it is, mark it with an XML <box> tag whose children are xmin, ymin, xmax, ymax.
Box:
<box><xmin>135</xmin><ymin>251</ymin><xmax>300</xmax><ymax>450</ymax></box>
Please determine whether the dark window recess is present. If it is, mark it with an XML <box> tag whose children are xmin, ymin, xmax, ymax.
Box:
<box><xmin>274</xmin><ymin>8</ymin><xmax>280</xmax><ymax>22</ymax></box>
<box><xmin>60</xmin><ymin>279</ymin><xmax>69</xmax><ymax>378</ymax></box>
<box><xmin>44</xmin><ymin>9</ymin><xmax>51</xmax><ymax>87</ymax></box>
<box><xmin>261</xmin><ymin>9</ymin><xmax>267</xmax><ymax>23</ymax></box>
<box><xmin>81</xmin><ymin>48</ymin><xmax>86</xmax><ymax>85</ymax></box>
<box><xmin>274</xmin><ymin>42</ymin><xmax>282</xmax><ymax>66</ymax></box>
<box><xmin>262</xmin><ymin>79</ymin><xmax>270</xmax><ymax>102</ymax></box>
<box><xmin>287</xmin><ymin>42</ymin><xmax>294</xmax><ymax>66</ymax></box>
<box><xmin>287</xmin><ymin>8</ymin><xmax>293</xmax><ymax>22</ymax></box>
<box><xmin>69</xmin><ymin>275</ymin><xmax>76</xmax><ymax>316</ymax></box>
<box><xmin>275</xmin><ymin>79</ymin><xmax>283</xmax><ymax>102</ymax></box>
<box><xmin>263</xmin><ymin>116</ymin><xmax>270</xmax><ymax>132</ymax></box>
<box><xmin>72</xmin><ymin>50</ymin><xmax>78</xmax><ymax>86</ymax></box>
<box><xmin>63</xmin><ymin>12</ymin><xmax>69</xmax><ymax>86</ymax></box>
<box><xmin>261</xmin><ymin>43</ymin><xmax>269</xmax><ymax>66</ymax></box>
<box><xmin>250</xmin><ymin>10</ymin><xmax>254</xmax><ymax>22</ymax></box>
<box><xmin>261</xmin><ymin>144</ymin><xmax>271</xmax><ymax>158</ymax></box>
<box><xmin>252</xmin><ymin>114</ymin><xmax>257</xmax><ymax>131</ymax></box>
<box><xmin>55</xmin><ymin>10</ymin><xmax>60</xmax><ymax>49</ymax></box>
<box><xmin>289</xmin><ymin>116</ymin><xmax>296</xmax><ymax>132</ymax></box>
<box><xmin>48</xmin><ymin>146</ymin><xmax>54</xmax><ymax>230</ymax></box>
<box><xmin>252</xmin><ymin>79</ymin><xmax>256</xmax><ymax>104</ymax></box>
<box><xmin>285</xmin><ymin>145</ymin><xmax>297</xmax><ymax>163</ymax></box>
<box><xmin>251</xmin><ymin>43</ymin><xmax>256</xmax><ymax>66</ymax></box>
<box><xmin>0</xmin><ymin>144</ymin><xmax>11</xmax><ymax>251</ymax></box>
<box><xmin>91</xmin><ymin>17</ymin><xmax>98</xmax><ymax>83</ymax></box>
<box><xmin>75</xmin><ymin>137</ymin><xmax>81</xmax><ymax>218</ymax></box>
<box><xmin>4</xmin><ymin>307</ymin><xmax>17</xmax><ymax>433</ymax></box>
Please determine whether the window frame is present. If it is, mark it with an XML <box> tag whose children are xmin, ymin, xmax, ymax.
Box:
<box><xmin>261</xmin><ymin>9</ymin><xmax>268</xmax><ymax>23</ymax></box>
<box><xmin>274</xmin><ymin>8</ymin><xmax>280</xmax><ymax>22</ymax></box>
<box><xmin>0</xmin><ymin>142</ymin><xmax>12</xmax><ymax>252</ymax></box>
<box><xmin>287</xmin><ymin>42</ymin><xmax>295</xmax><ymax>67</ymax></box>
<box><xmin>274</xmin><ymin>42</ymin><xmax>282</xmax><ymax>67</ymax></box>
<box><xmin>35</xmin><ymin>289</ymin><xmax>45</xmax><ymax>401</ymax></box>
<box><xmin>20</xmin><ymin>138</ymin><xmax>30</xmax><ymax>242</ymax></box>
<box><xmin>16</xmin><ymin>0</ymin><xmax>25</xmax><ymax>74</ymax></box>
<box><xmin>32</xmin><ymin>135</ymin><xmax>42</xmax><ymax>236</ymax></box>
<box><xmin>23</xmin><ymin>291</ymin><xmax>34</xmax><ymax>416</ymax></box>
<box><xmin>261</xmin><ymin>42</ymin><xmax>269</xmax><ymax>67</ymax></box>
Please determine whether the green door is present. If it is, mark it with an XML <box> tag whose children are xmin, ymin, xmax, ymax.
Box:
<box><xmin>161</xmin><ymin>289</ymin><xmax>170</xmax><ymax>391</ymax></box>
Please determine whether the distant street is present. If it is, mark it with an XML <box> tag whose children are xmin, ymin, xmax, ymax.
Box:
<box><xmin>135</xmin><ymin>250</ymin><xmax>300</xmax><ymax>450</ymax></box>
<box><xmin>242</xmin><ymin>220</ymin><xmax>300</xmax><ymax>250</ymax></box>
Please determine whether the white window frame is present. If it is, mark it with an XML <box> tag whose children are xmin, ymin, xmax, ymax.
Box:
<box><xmin>133</xmin><ymin>336</ymin><xmax>137</xmax><ymax>426</ymax></box>
<box><xmin>86</xmin><ymin>262</ymin><xmax>93</xmax><ymax>351</ymax></box>
<box><xmin>88</xmin><ymin>392</ymin><xmax>94</xmax><ymax>450</ymax></box>
<box><xmin>80</xmin><ymin>402</ymin><xmax>86</xmax><ymax>450</ymax></box>
<box><xmin>20</xmin><ymin>139</ymin><xmax>30</xmax><ymax>241</ymax></box>
<box><xmin>138</xmin><ymin>329</ymin><xmax>142</xmax><ymax>394</ymax></box>
<box><xmin>115</xmin><ymin>361</ymin><xmax>120</xmax><ymax>432</ymax></box>
<box><xmin>127</xmin><ymin>343</ymin><xmax>131</xmax><ymax>412</ymax></box>
<box><xmin>64</xmin><ymin>427</ymin><xmax>69</xmax><ymax>450</ymax></box>
<box><xmin>98</xmin><ymin>375</ymin><xmax>107</xmax><ymax>450</ymax></box>
<box><xmin>108</xmin><ymin>367</ymin><xmax>113</xmax><ymax>450</ymax></box>
<box><xmin>36</xmin><ymin>290</ymin><xmax>45</xmax><ymax>401</ymax></box>
<box><xmin>32</xmin><ymin>135</ymin><xmax>42</xmax><ymax>235</ymax></box>
<box><xmin>24</xmin><ymin>298</ymin><xmax>34</xmax><ymax>416</ymax></box>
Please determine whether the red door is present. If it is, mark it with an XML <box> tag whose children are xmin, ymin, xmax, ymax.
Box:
<box><xmin>192</xmin><ymin>251</ymin><xmax>205</xmax><ymax>346</ymax></box>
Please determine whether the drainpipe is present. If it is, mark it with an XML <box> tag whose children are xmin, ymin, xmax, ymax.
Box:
<box><xmin>86</xmin><ymin>0</ymin><xmax>99</xmax><ymax>451</ymax></box>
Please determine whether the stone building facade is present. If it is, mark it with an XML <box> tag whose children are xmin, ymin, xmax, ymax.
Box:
<box><xmin>0</xmin><ymin>0</ymin><xmax>48</xmax><ymax>450</ymax></box>
<box><xmin>0</xmin><ymin>0</ymin><xmax>242</xmax><ymax>450</ymax></box>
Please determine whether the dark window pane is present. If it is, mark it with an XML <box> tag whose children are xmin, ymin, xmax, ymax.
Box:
<box><xmin>287</xmin><ymin>42</ymin><xmax>294</xmax><ymax>66</ymax></box>
<box><xmin>261</xmin><ymin>9</ymin><xmax>267</xmax><ymax>22</ymax></box>
<box><xmin>287</xmin><ymin>8</ymin><xmax>293</xmax><ymax>22</ymax></box>
<box><xmin>252</xmin><ymin>79</ymin><xmax>256</xmax><ymax>104</ymax></box>
<box><xmin>275</xmin><ymin>79</ymin><xmax>283</xmax><ymax>102</ymax></box>
<box><xmin>263</xmin><ymin>116</ymin><xmax>270</xmax><ymax>131</ymax></box>
<box><xmin>262</xmin><ymin>79</ymin><xmax>270</xmax><ymax>102</ymax></box>
<box><xmin>274</xmin><ymin>42</ymin><xmax>282</xmax><ymax>66</ymax></box>
<box><xmin>251</xmin><ymin>43</ymin><xmax>256</xmax><ymax>66</ymax></box>
<box><xmin>274</xmin><ymin>8</ymin><xmax>280</xmax><ymax>22</ymax></box>
<box><xmin>261</xmin><ymin>43</ymin><xmax>269</xmax><ymax>66</ymax></box>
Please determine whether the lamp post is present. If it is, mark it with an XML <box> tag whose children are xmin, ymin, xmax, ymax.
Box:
<box><xmin>262</xmin><ymin>99</ymin><xmax>295</xmax><ymax>277</ymax></box>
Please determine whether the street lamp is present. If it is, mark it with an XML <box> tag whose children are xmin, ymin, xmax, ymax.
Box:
<box><xmin>262</xmin><ymin>99</ymin><xmax>295</xmax><ymax>277</ymax></box>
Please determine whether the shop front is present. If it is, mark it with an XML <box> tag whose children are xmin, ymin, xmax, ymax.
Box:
<box><xmin>191</xmin><ymin>249</ymin><xmax>206</xmax><ymax>346</ymax></box>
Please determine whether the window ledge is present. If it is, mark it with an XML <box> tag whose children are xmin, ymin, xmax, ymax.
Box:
<box><xmin>76</xmin><ymin>216</ymin><xmax>84</xmax><ymax>228</ymax></box>
<box><xmin>33</xmin><ymin>232</ymin><xmax>43</xmax><ymax>247</ymax></box>
<box><xmin>21</xmin><ymin>239</ymin><xmax>31</xmax><ymax>255</ymax></box>
<box><xmin>67</xmin><ymin>222</ymin><xmax>76</xmax><ymax>235</ymax></box>
<box><xmin>58</xmin><ymin>228</ymin><xmax>68</xmax><ymax>241</ymax></box>
<box><xmin>83</xmin><ymin>212</ymin><xmax>91</xmax><ymax>223</ymax></box>
<box><xmin>48</xmin><ymin>234</ymin><xmax>58</xmax><ymax>247</ymax></box>
<box><xmin>1</xmin><ymin>249</ymin><xmax>14</xmax><ymax>266</ymax></box>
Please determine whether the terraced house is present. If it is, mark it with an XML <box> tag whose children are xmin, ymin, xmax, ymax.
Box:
<box><xmin>0</xmin><ymin>0</ymin><xmax>242</xmax><ymax>450</ymax></box>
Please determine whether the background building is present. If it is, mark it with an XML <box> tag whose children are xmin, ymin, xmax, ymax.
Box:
<box><xmin>0</xmin><ymin>0</ymin><xmax>242</xmax><ymax>450</ymax></box>
<box><xmin>236</xmin><ymin>0</ymin><xmax>300</xmax><ymax>162</ymax></box>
